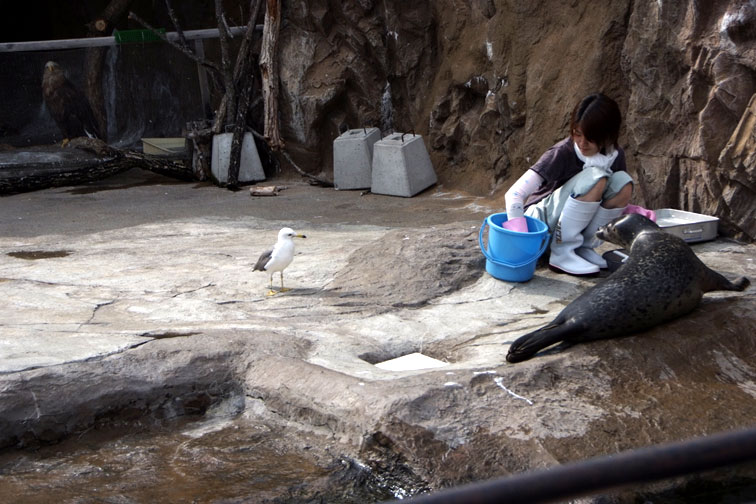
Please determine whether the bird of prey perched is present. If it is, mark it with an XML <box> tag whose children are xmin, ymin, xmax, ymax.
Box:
<box><xmin>42</xmin><ymin>61</ymin><xmax>103</xmax><ymax>143</ymax></box>
<box><xmin>254</xmin><ymin>227</ymin><xmax>306</xmax><ymax>296</ymax></box>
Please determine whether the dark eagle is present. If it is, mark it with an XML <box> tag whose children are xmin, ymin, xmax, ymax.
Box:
<box><xmin>42</xmin><ymin>61</ymin><xmax>103</xmax><ymax>141</ymax></box>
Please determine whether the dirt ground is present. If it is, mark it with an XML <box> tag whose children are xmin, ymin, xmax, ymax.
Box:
<box><xmin>0</xmin><ymin>167</ymin><xmax>502</xmax><ymax>238</ymax></box>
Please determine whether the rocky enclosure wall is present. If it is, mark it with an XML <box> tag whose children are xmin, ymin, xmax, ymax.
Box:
<box><xmin>275</xmin><ymin>0</ymin><xmax>756</xmax><ymax>241</ymax></box>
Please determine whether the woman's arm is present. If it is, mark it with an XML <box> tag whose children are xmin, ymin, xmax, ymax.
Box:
<box><xmin>505</xmin><ymin>169</ymin><xmax>544</xmax><ymax>218</ymax></box>
<box><xmin>501</xmin><ymin>169</ymin><xmax>544</xmax><ymax>232</ymax></box>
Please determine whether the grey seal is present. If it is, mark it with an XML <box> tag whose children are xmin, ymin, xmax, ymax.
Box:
<box><xmin>506</xmin><ymin>214</ymin><xmax>750</xmax><ymax>363</ymax></box>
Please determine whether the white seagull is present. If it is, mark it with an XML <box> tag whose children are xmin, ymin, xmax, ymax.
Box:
<box><xmin>253</xmin><ymin>227</ymin><xmax>306</xmax><ymax>296</ymax></box>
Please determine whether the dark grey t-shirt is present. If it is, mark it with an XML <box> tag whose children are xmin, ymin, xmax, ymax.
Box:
<box><xmin>525</xmin><ymin>137</ymin><xmax>627</xmax><ymax>208</ymax></box>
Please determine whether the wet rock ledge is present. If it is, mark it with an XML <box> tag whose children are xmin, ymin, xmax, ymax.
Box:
<box><xmin>0</xmin><ymin>213</ymin><xmax>754</xmax><ymax>501</ymax></box>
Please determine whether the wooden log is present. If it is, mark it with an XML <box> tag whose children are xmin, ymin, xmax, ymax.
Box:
<box><xmin>215</xmin><ymin>0</ymin><xmax>236</xmax><ymax>123</ymax></box>
<box><xmin>0</xmin><ymin>136</ymin><xmax>202</xmax><ymax>195</ymax></box>
<box><xmin>185</xmin><ymin>123</ymin><xmax>214</xmax><ymax>142</ymax></box>
<box><xmin>234</xmin><ymin>0</ymin><xmax>263</xmax><ymax>82</ymax></box>
<box><xmin>259</xmin><ymin>0</ymin><xmax>284</xmax><ymax>151</ymax></box>
<box><xmin>187</xmin><ymin>121</ymin><xmax>212</xmax><ymax>181</ymax></box>
<box><xmin>227</xmin><ymin>0</ymin><xmax>263</xmax><ymax>188</ymax></box>
<box><xmin>123</xmin><ymin>151</ymin><xmax>194</xmax><ymax>180</ymax></box>
<box><xmin>0</xmin><ymin>160</ymin><xmax>129</xmax><ymax>195</ymax></box>
<box><xmin>192</xmin><ymin>140</ymin><xmax>211</xmax><ymax>181</ymax></box>
<box><xmin>0</xmin><ymin>141</ymin><xmax>126</xmax><ymax>195</ymax></box>
<box><xmin>228</xmin><ymin>77</ymin><xmax>253</xmax><ymax>189</ymax></box>
<box><xmin>249</xmin><ymin>185</ymin><xmax>287</xmax><ymax>196</ymax></box>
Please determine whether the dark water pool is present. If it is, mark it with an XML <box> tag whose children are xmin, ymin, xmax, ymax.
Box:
<box><xmin>0</xmin><ymin>413</ymin><xmax>411</xmax><ymax>504</ymax></box>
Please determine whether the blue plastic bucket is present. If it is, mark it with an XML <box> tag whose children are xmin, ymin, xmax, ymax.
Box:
<box><xmin>478</xmin><ymin>213</ymin><xmax>550</xmax><ymax>282</ymax></box>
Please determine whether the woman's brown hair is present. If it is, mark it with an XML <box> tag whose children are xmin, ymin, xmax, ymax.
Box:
<box><xmin>570</xmin><ymin>93</ymin><xmax>621</xmax><ymax>150</ymax></box>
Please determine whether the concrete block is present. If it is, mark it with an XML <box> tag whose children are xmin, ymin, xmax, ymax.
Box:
<box><xmin>371</xmin><ymin>133</ymin><xmax>437</xmax><ymax>197</ymax></box>
<box><xmin>333</xmin><ymin>127</ymin><xmax>381</xmax><ymax>190</ymax></box>
<box><xmin>211</xmin><ymin>132</ymin><xmax>265</xmax><ymax>184</ymax></box>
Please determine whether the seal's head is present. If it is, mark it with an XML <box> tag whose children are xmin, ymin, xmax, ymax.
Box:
<box><xmin>597</xmin><ymin>213</ymin><xmax>659</xmax><ymax>248</ymax></box>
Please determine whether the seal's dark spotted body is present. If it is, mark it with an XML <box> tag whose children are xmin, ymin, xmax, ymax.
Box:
<box><xmin>506</xmin><ymin>214</ymin><xmax>750</xmax><ymax>363</ymax></box>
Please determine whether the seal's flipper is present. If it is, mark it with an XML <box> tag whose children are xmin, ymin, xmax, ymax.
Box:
<box><xmin>506</xmin><ymin>320</ymin><xmax>576</xmax><ymax>363</ymax></box>
<box><xmin>733</xmin><ymin>276</ymin><xmax>751</xmax><ymax>291</ymax></box>
<box><xmin>702</xmin><ymin>268</ymin><xmax>751</xmax><ymax>293</ymax></box>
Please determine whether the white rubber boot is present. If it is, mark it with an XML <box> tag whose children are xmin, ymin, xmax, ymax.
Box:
<box><xmin>549</xmin><ymin>197</ymin><xmax>601</xmax><ymax>275</ymax></box>
<box><xmin>576</xmin><ymin>205</ymin><xmax>627</xmax><ymax>268</ymax></box>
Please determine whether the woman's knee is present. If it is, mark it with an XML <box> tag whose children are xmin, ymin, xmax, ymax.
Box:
<box><xmin>603</xmin><ymin>182</ymin><xmax>633</xmax><ymax>208</ymax></box>
<box><xmin>575</xmin><ymin>177</ymin><xmax>607</xmax><ymax>202</ymax></box>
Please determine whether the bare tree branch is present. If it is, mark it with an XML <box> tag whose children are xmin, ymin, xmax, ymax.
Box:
<box><xmin>164</xmin><ymin>0</ymin><xmax>188</xmax><ymax>48</ymax></box>
<box><xmin>227</xmin><ymin>0</ymin><xmax>264</xmax><ymax>188</ymax></box>
<box><xmin>211</xmin><ymin>0</ymin><xmax>262</xmax><ymax>135</ymax></box>
<box><xmin>235</xmin><ymin>0</ymin><xmax>263</xmax><ymax>82</ymax></box>
<box><xmin>221</xmin><ymin>13</ymin><xmax>234</xmax><ymax>38</ymax></box>
<box><xmin>127</xmin><ymin>11</ymin><xmax>222</xmax><ymax>78</ymax></box>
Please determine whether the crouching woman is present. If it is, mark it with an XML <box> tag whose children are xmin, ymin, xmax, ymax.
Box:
<box><xmin>503</xmin><ymin>93</ymin><xmax>633</xmax><ymax>276</ymax></box>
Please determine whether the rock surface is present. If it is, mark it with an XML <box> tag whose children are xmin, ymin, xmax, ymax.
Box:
<box><xmin>272</xmin><ymin>0</ymin><xmax>756</xmax><ymax>241</ymax></box>
<box><xmin>0</xmin><ymin>169</ymin><xmax>754</xmax><ymax>501</ymax></box>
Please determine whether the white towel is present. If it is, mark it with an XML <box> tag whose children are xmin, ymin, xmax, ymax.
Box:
<box><xmin>574</xmin><ymin>142</ymin><xmax>619</xmax><ymax>175</ymax></box>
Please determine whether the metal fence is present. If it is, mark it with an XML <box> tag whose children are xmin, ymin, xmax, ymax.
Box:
<box><xmin>0</xmin><ymin>27</ymin><xmax>245</xmax><ymax>148</ymax></box>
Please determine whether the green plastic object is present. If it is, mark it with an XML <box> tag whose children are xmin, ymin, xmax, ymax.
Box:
<box><xmin>114</xmin><ymin>28</ymin><xmax>165</xmax><ymax>44</ymax></box>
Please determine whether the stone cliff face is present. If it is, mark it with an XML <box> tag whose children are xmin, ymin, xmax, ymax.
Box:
<box><xmin>623</xmin><ymin>1</ymin><xmax>756</xmax><ymax>241</ymax></box>
<box><xmin>275</xmin><ymin>0</ymin><xmax>755</xmax><ymax>241</ymax></box>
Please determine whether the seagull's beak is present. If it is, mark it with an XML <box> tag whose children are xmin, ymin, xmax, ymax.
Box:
<box><xmin>296</xmin><ymin>234</ymin><xmax>306</xmax><ymax>239</ymax></box>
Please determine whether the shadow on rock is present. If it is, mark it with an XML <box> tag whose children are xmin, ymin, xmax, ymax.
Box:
<box><xmin>325</xmin><ymin>223</ymin><xmax>486</xmax><ymax>313</ymax></box>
